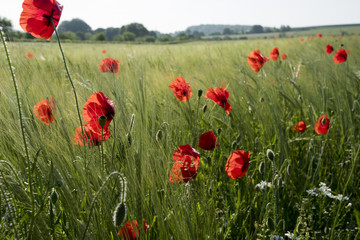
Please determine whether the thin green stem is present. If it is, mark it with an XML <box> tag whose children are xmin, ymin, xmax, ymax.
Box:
<box><xmin>101</xmin><ymin>127</ymin><xmax>105</xmax><ymax>172</ymax></box>
<box><xmin>0</xmin><ymin>30</ymin><xmax>35</xmax><ymax>239</ymax></box>
<box><xmin>50</xmin><ymin>18</ymin><xmax>86</xmax><ymax>148</ymax></box>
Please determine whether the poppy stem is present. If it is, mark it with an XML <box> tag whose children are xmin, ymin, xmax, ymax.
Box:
<box><xmin>101</xmin><ymin>127</ymin><xmax>105</xmax><ymax>172</ymax></box>
<box><xmin>0</xmin><ymin>30</ymin><xmax>35</xmax><ymax>238</ymax></box>
<box><xmin>50</xmin><ymin>17</ymin><xmax>87</xmax><ymax>150</ymax></box>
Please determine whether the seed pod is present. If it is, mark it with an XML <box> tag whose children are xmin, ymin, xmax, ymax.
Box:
<box><xmin>258</xmin><ymin>161</ymin><xmax>265</xmax><ymax>174</ymax></box>
<box><xmin>202</xmin><ymin>104</ymin><xmax>207</xmax><ymax>113</ymax></box>
<box><xmin>113</xmin><ymin>202</ymin><xmax>127</xmax><ymax>227</ymax></box>
<box><xmin>156</xmin><ymin>129</ymin><xmax>163</xmax><ymax>142</ymax></box>
<box><xmin>286</xmin><ymin>164</ymin><xmax>292</xmax><ymax>175</ymax></box>
<box><xmin>266</xmin><ymin>149</ymin><xmax>275</xmax><ymax>161</ymax></box>
<box><xmin>98</xmin><ymin>115</ymin><xmax>107</xmax><ymax>128</ymax></box>
<box><xmin>50</xmin><ymin>188</ymin><xmax>58</xmax><ymax>205</ymax></box>
<box><xmin>198</xmin><ymin>89</ymin><xmax>203</xmax><ymax>98</ymax></box>
<box><xmin>235</xmin><ymin>134</ymin><xmax>241</xmax><ymax>144</ymax></box>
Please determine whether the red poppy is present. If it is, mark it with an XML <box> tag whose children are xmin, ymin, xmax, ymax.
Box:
<box><xmin>294</xmin><ymin>121</ymin><xmax>306</xmax><ymax>132</ymax></box>
<box><xmin>83</xmin><ymin>92</ymin><xmax>115</xmax><ymax>131</ymax></box>
<box><xmin>325</xmin><ymin>45</ymin><xmax>334</xmax><ymax>54</ymax></box>
<box><xmin>273</xmin><ymin>37</ymin><xmax>277</xmax><ymax>40</ymax></box>
<box><xmin>247</xmin><ymin>50</ymin><xmax>269</xmax><ymax>73</ymax></box>
<box><xmin>300</xmin><ymin>38</ymin><xmax>304</xmax><ymax>42</ymax></box>
<box><xmin>314</xmin><ymin>114</ymin><xmax>330</xmax><ymax>134</ymax></box>
<box><xmin>25</xmin><ymin>52</ymin><xmax>34</xmax><ymax>59</ymax></box>
<box><xmin>74</xmin><ymin>121</ymin><xmax>111</xmax><ymax>146</ymax></box>
<box><xmin>225</xmin><ymin>150</ymin><xmax>250</xmax><ymax>180</ymax></box>
<box><xmin>169</xmin><ymin>145</ymin><xmax>200</xmax><ymax>184</ymax></box>
<box><xmin>281</xmin><ymin>53</ymin><xmax>287</xmax><ymax>60</ymax></box>
<box><xmin>99</xmin><ymin>58</ymin><xmax>120</xmax><ymax>74</ymax></box>
<box><xmin>338</xmin><ymin>35</ymin><xmax>343</xmax><ymax>39</ymax></box>
<box><xmin>118</xmin><ymin>219</ymin><xmax>148</xmax><ymax>240</ymax></box>
<box><xmin>317</xmin><ymin>33</ymin><xmax>322</xmax><ymax>38</ymax></box>
<box><xmin>102</xmin><ymin>49</ymin><xmax>106</xmax><ymax>53</ymax></box>
<box><xmin>334</xmin><ymin>49</ymin><xmax>347</xmax><ymax>64</ymax></box>
<box><xmin>205</xmin><ymin>87</ymin><xmax>232</xmax><ymax>114</ymax></box>
<box><xmin>33</xmin><ymin>97</ymin><xmax>56</xmax><ymax>125</ymax></box>
<box><xmin>346</xmin><ymin>49</ymin><xmax>352</xmax><ymax>54</ymax></box>
<box><xmin>198</xmin><ymin>131</ymin><xmax>219</xmax><ymax>151</ymax></box>
<box><xmin>168</xmin><ymin>76</ymin><xmax>193</xmax><ymax>102</ymax></box>
<box><xmin>308</xmin><ymin>36</ymin><xmax>314</xmax><ymax>40</ymax></box>
<box><xmin>20</xmin><ymin>0</ymin><xmax>63</xmax><ymax>40</ymax></box>
<box><xmin>269</xmin><ymin>47</ymin><xmax>279</xmax><ymax>61</ymax></box>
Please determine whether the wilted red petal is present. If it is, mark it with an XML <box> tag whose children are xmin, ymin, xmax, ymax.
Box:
<box><xmin>325</xmin><ymin>44</ymin><xmax>334</xmax><ymax>54</ymax></box>
<box><xmin>118</xmin><ymin>219</ymin><xmax>147</xmax><ymax>240</ymax></box>
<box><xmin>225</xmin><ymin>150</ymin><xmax>250</xmax><ymax>180</ymax></box>
<box><xmin>294</xmin><ymin>121</ymin><xmax>306</xmax><ymax>132</ymax></box>
<box><xmin>33</xmin><ymin>97</ymin><xmax>56</xmax><ymax>125</ymax></box>
<box><xmin>99</xmin><ymin>58</ymin><xmax>120</xmax><ymax>74</ymax></box>
<box><xmin>247</xmin><ymin>50</ymin><xmax>269</xmax><ymax>73</ymax></box>
<box><xmin>198</xmin><ymin>131</ymin><xmax>218</xmax><ymax>150</ymax></box>
<box><xmin>170</xmin><ymin>145</ymin><xmax>200</xmax><ymax>184</ymax></box>
<box><xmin>20</xmin><ymin>0</ymin><xmax>63</xmax><ymax>40</ymax></box>
<box><xmin>168</xmin><ymin>76</ymin><xmax>193</xmax><ymax>102</ymax></box>
<box><xmin>314</xmin><ymin>114</ymin><xmax>330</xmax><ymax>134</ymax></box>
<box><xmin>74</xmin><ymin>122</ymin><xmax>110</xmax><ymax>147</ymax></box>
<box><xmin>269</xmin><ymin>47</ymin><xmax>279</xmax><ymax>61</ymax></box>
<box><xmin>205</xmin><ymin>87</ymin><xmax>232</xmax><ymax>114</ymax></box>
<box><xmin>83</xmin><ymin>92</ymin><xmax>115</xmax><ymax>131</ymax></box>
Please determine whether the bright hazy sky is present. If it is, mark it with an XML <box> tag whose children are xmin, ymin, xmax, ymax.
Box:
<box><xmin>2</xmin><ymin>0</ymin><xmax>360</xmax><ymax>33</ymax></box>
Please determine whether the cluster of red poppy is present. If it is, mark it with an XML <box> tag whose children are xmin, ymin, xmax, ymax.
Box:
<box><xmin>294</xmin><ymin>114</ymin><xmax>330</xmax><ymax>135</ymax></box>
<box><xmin>247</xmin><ymin>47</ymin><xmax>287</xmax><ymax>73</ymax></box>
<box><xmin>169</xmin><ymin>76</ymin><xmax>232</xmax><ymax>115</ymax></box>
<box><xmin>325</xmin><ymin>44</ymin><xmax>348</xmax><ymax>64</ymax></box>
<box><xmin>74</xmin><ymin>92</ymin><xmax>115</xmax><ymax>146</ymax></box>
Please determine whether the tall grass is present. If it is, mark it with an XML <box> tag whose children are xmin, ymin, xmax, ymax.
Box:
<box><xmin>0</xmin><ymin>36</ymin><xmax>359</xmax><ymax>239</ymax></box>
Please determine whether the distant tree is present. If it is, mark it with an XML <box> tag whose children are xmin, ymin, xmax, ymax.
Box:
<box><xmin>57</xmin><ymin>18</ymin><xmax>92</xmax><ymax>33</ymax></box>
<box><xmin>158</xmin><ymin>34</ymin><xmax>173</xmax><ymax>42</ymax></box>
<box><xmin>121</xmin><ymin>31</ymin><xmax>136</xmax><ymax>41</ymax></box>
<box><xmin>148</xmin><ymin>31</ymin><xmax>158</xmax><ymax>38</ymax></box>
<box><xmin>0</xmin><ymin>17</ymin><xmax>13</xmax><ymax>40</ymax></box>
<box><xmin>105</xmin><ymin>28</ymin><xmax>120</xmax><ymax>41</ymax></box>
<box><xmin>144</xmin><ymin>36</ymin><xmax>156</xmax><ymax>42</ymax></box>
<box><xmin>120</xmin><ymin>23</ymin><xmax>149</xmax><ymax>37</ymax></box>
<box><xmin>210</xmin><ymin>32</ymin><xmax>221</xmax><ymax>36</ymax></box>
<box><xmin>250</xmin><ymin>25</ymin><xmax>264</xmax><ymax>33</ymax></box>
<box><xmin>59</xmin><ymin>32</ymin><xmax>79</xmax><ymax>41</ymax></box>
<box><xmin>280</xmin><ymin>25</ymin><xmax>291</xmax><ymax>32</ymax></box>
<box><xmin>223</xmin><ymin>28</ymin><xmax>234</xmax><ymax>35</ymax></box>
<box><xmin>25</xmin><ymin>32</ymin><xmax>35</xmax><ymax>39</ymax></box>
<box><xmin>192</xmin><ymin>31</ymin><xmax>204</xmax><ymax>37</ymax></box>
<box><xmin>93</xmin><ymin>28</ymin><xmax>105</xmax><ymax>33</ymax></box>
<box><xmin>91</xmin><ymin>32</ymin><xmax>107</xmax><ymax>41</ymax></box>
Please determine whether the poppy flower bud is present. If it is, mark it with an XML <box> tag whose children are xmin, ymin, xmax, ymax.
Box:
<box><xmin>156</xmin><ymin>129</ymin><xmax>163</xmax><ymax>142</ymax></box>
<box><xmin>202</xmin><ymin>104</ymin><xmax>207</xmax><ymax>113</ymax></box>
<box><xmin>126</xmin><ymin>133</ymin><xmax>132</xmax><ymax>145</ymax></box>
<box><xmin>258</xmin><ymin>161</ymin><xmax>265</xmax><ymax>174</ymax></box>
<box><xmin>50</xmin><ymin>188</ymin><xmax>58</xmax><ymax>205</ymax></box>
<box><xmin>259</xmin><ymin>97</ymin><xmax>264</xmax><ymax>103</ymax></box>
<box><xmin>198</xmin><ymin>89</ymin><xmax>203</xmax><ymax>98</ymax></box>
<box><xmin>286</xmin><ymin>164</ymin><xmax>292</xmax><ymax>175</ymax></box>
<box><xmin>113</xmin><ymin>202</ymin><xmax>127</xmax><ymax>227</ymax></box>
<box><xmin>235</xmin><ymin>134</ymin><xmax>241</xmax><ymax>144</ymax></box>
<box><xmin>218</xmin><ymin>128</ymin><xmax>222</xmax><ymax>135</ymax></box>
<box><xmin>266</xmin><ymin>149</ymin><xmax>275</xmax><ymax>161</ymax></box>
<box><xmin>98</xmin><ymin>115</ymin><xmax>107</xmax><ymax>128</ymax></box>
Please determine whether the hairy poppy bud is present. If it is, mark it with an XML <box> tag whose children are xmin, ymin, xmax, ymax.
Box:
<box><xmin>231</xmin><ymin>141</ymin><xmax>237</xmax><ymax>149</ymax></box>
<box><xmin>50</xmin><ymin>188</ymin><xmax>58</xmax><ymax>205</ymax></box>
<box><xmin>218</xmin><ymin>128</ymin><xmax>222</xmax><ymax>135</ymax></box>
<box><xmin>98</xmin><ymin>115</ymin><xmax>107</xmax><ymax>128</ymax></box>
<box><xmin>235</xmin><ymin>134</ymin><xmax>241</xmax><ymax>144</ymax></box>
<box><xmin>266</xmin><ymin>149</ymin><xmax>275</xmax><ymax>161</ymax></box>
<box><xmin>202</xmin><ymin>104</ymin><xmax>207</xmax><ymax>113</ymax></box>
<box><xmin>198</xmin><ymin>89</ymin><xmax>203</xmax><ymax>98</ymax></box>
<box><xmin>156</xmin><ymin>129</ymin><xmax>163</xmax><ymax>142</ymax></box>
<box><xmin>113</xmin><ymin>202</ymin><xmax>127</xmax><ymax>227</ymax></box>
<box><xmin>258</xmin><ymin>161</ymin><xmax>265</xmax><ymax>174</ymax></box>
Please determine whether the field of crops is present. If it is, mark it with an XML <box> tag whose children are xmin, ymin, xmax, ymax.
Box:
<box><xmin>1</xmin><ymin>32</ymin><xmax>360</xmax><ymax>239</ymax></box>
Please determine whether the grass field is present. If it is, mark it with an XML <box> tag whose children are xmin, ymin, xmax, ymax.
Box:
<box><xmin>1</xmin><ymin>35</ymin><xmax>360</xmax><ymax>239</ymax></box>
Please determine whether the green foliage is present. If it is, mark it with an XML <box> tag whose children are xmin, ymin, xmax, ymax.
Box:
<box><xmin>57</xmin><ymin>18</ymin><xmax>92</xmax><ymax>33</ymax></box>
<box><xmin>91</xmin><ymin>32</ymin><xmax>107</xmax><ymax>41</ymax></box>
<box><xmin>0</xmin><ymin>36</ymin><xmax>359</xmax><ymax>239</ymax></box>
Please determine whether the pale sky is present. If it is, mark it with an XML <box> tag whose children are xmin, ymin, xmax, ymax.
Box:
<box><xmin>1</xmin><ymin>0</ymin><xmax>360</xmax><ymax>33</ymax></box>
